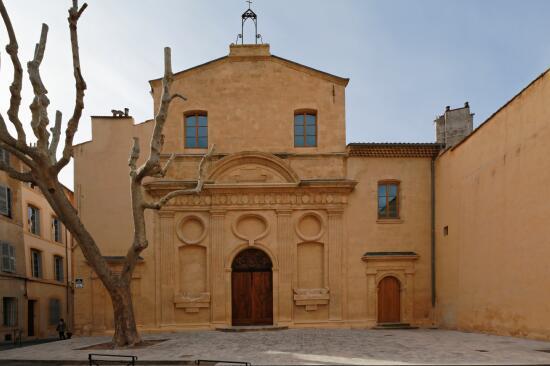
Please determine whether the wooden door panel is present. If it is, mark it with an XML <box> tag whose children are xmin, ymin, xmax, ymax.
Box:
<box><xmin>232</xmin><ymin>272</ymin><xmax>252</xmax><ymax>325</ymax></box>
<box><xmin>252</xmin><ymin>271</ymin><xmax>273</xmax><ymax>325</ymax></box>
<box><xmin>377</xmin><ymin>276</ymin><xmax>400</xmax><ymax>323</ymax></box>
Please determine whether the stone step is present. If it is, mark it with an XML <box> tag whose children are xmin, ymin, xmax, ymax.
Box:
<box><xmin>373</xmin><ymin>323</ymin><xmax>418</xmax><ymax>330</ymax></box>
<box><xmin>215</xmin><ymin>325</ymin><xmax>288</xmax><ymax>332</ymax></box>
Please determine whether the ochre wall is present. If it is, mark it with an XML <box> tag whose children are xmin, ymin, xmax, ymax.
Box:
<box><xmin>435</xmin><ymin>70</ymin><xmax>550</xmax><ymax>339</ymax></box>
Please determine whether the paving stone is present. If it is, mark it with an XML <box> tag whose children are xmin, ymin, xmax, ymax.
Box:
<box><xmin>0</xmin><ymin>329</ymin><xmax>550</xmax><ymax>365</ymax></box>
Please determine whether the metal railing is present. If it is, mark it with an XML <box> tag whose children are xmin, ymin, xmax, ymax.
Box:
<box><xmin>195</xmin><ymin>360</ymin><xmax>251</xmax><ymax>366</ymax></box>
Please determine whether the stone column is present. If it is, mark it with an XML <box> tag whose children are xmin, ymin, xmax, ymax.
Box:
<box><xmin>328</xmin><ymin>208</ymin><xmax>344</xmax><ymax>320</ymax></box>
<box><xmin>159</xmin><ymin>211</ymin><xmax>175</xmax><ymax>326</ymax></box>
<box><xmin>366</xmin><ymin>269</ymin><xmax>377</xmax><ymax>322</ymax></box>
<box><xmin>277</xmin><ymin>209</ymin><xmax>293</xmax><ymax>324</ymax></box>
<box><xmin>210</xmin><ymin>210</ymin><xmax>226</xmax><ymax>324</ymax></box>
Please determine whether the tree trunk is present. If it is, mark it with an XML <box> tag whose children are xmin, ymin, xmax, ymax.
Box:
<box><xmin>110</xmin><ymin>282</ymin><xmax>141</xmax><ymax>347</ymax></box>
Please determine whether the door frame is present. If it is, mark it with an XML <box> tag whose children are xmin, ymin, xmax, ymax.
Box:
<box><xmin>27</xmin><ymin>299</ymin><xmax>39</xmax><ymax>338</ymax></box>
<box><xmin>225</xmin><ymin>243</ymin><xmax>279</xmax><ymax>326</ymax></box>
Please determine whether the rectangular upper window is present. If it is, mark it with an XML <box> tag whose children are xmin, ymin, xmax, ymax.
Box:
<box><xmin>184</xmin><ymin>112</ymin><xmax>208</xmax><ymax>148</ymax></box>
<box><xmin>31</xmin><ymin>249</ymin><xmax>42</xmax><ymax>278</ymax></box>
<box><xmin>378</xmin><ymin>181</ymin><xmax>400</xmax><ymax>219</ymax></box>
<box><xmin>0</xmin><ymin>147</ymin><xmax>10</xmax><ymax>167</ymax></box>
<box><xmin>0</xmin><ymin>185</ymin><xmax>11</xmax><ymax>218</ymax></box>
<box><xmin>1</xmin><ymin>242</ymin><xmax>16</xmax><ymax>273</ymax></box>
<box><xmin>52</xmin><ymin>217</ymin><xmax>62</xmax><ymax>243</ymax></box>
<box><xmin>294</xmin><ymin>111</ymin><xmax>317</xmax><ymax>147</ymax></box>
<box><xmin>54</xmin><ymin>255</ymin><xmax>64</xmax><ymax>282</ymax></box>
<box><xmin>28</xmin><ymin>205</ymin><xmax>40</xmax><ymax>236</ymax></box>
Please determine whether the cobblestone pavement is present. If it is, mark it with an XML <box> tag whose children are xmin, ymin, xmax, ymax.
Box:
<box><xmin>1</xmin><ymin>328</ymin><xmax>550</xmax><ymax>365</ymax></box>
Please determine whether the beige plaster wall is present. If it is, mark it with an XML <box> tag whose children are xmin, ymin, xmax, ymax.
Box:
<box><xmin>21</xmin><ymin>184</ymin><xmax>73</xmax><ymax>338</ymax></box>
<box><xmin>435</xmin><ymin>70</ymin><xmax>550</xmax><ymax>339</ymax></box>
<box><xmin>346</xmin><ymin>157</ymin><xmax>433</xmax><ymax>326</ymax></box>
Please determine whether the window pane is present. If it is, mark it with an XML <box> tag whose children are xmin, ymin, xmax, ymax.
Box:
<box><xmin>378</xmin><ymin>184</ymin><xmax>386</xmax><ymax>197</ymax></box>
<box><xmin>294</xmin><ymin>114</ymin><xmax>304</xmax><ymax>124</ymax></box>
<box><xmin>185</xmin><ymin>137</ymin><xmax>197</xmax><ymax>148</ymax></box>
<box><xmin>389</xmin><ymin>184</ymin><xmax>398</xmax><ymax>197</ymax></box>
<box><xmin>295</xmin><ymin>135</ymin><xmax>305</xmax><ymax>147</ymax></box>
<box><xmin>388</xmin><ymin>197</ymin><xmax>398</xmax><ymax>217</ymax></box>
<box><xmin>185</xmin><ymin>126</ymin><xmax>196</xmax><ymax>138</ymax></box>
<box><xmin>305</xmin><ymin>125</ymin><xmax>316</xmax><ymax>135</ymax></box>
<box><xmin>185</xmin><ymin>116</ymin><xmax>196</xmax><ymax>127</ymax></box>
<box><xmin>378</xmin><ymin>197</ymin><xmax>387</xmax><ymax>216</ymax></box>
<box><xmin>294</xmin><ymin>125</ymin><xmax>304</xmax><ymax>136</ymax></box>
<box><xmin>198</xmin><ymin>116</ymin><xmax>207</xmax><ymax>127</ymax></box>
<box><xmin>305</xmin><ymin>114</ymin><xmax>316</xmax><ymax>125</ymax></box>
<box><xmin>305</xmin><ymin>135</ymin><xmax>316</xmax><ymax>146</ymax></box>
<box><xmin>198</xmin><ymin>126</ymin><xmax>208</xmax><ymax>138</ymax></box>
<box><xmin>198</xmin><ymin>137</ymin><xmax>208</xmax><ymax>148</ymax></box>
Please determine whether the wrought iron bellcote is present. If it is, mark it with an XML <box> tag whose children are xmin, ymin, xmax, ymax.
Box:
<box><xmin>236</xmin><ymin>0</ymin><xmax>263</xmax><ymax>45</ymax></box>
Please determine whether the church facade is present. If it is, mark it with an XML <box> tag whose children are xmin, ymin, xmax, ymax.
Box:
<box><xmin>72</xmin><ymin>42</ymin><xmax>550</xmax><ymax>340</ymax></box>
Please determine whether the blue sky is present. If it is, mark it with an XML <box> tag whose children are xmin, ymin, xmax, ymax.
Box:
<box><xmin>1</xmin><ymin>0</ymin><xmax>549</xmax><ymax>187</ymax></box>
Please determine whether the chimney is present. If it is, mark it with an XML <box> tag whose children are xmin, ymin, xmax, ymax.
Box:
<box><xmin>435</xmin><ymin>102</ymin><xmax>474</xmax><ymax>148</ymax></box>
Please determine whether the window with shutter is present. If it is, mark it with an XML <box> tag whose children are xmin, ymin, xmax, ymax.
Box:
<box><xmin>28</xmin><ymin>206</ymin><xmax>40</xmax><ymax>235</ymax></box>
<box><xmin>54</xmin><ymin>255</ymin><xmax>64</xmax><ymax>282</ymax></box>
<box><xmin>31</xmin><ymin>249</ymin><xmax>42</xmax><ymax>278</ymax></box>
<box><xmin>49</xmin><ymin>298</ymin><xmax>60</xmax><ymax>325</ymax></box>
<box><xmin>1</xmin><ymin>243</ymin><xmax>10</xmax><ymax>272</ymax></box>
<box><xmin>0</xmin><ymin>185</ymin><xmax>11</xmax><ymax>217</ymax></box>
<box><xmin>0</xmin><ymin>148</ymin><xmax>9</xmax><ymax>166</ymax></box>
<box><xmin>2</xmin><ymin>297</ymin><xmax>17</xmax><ymax>326</ymax></box>
<box><xmin>9</xmin><ymin>244</ymin><xmax>16</xmax><ymax>273</ymax></box>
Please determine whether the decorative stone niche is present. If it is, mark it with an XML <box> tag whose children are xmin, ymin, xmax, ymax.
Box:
<box><xmin>295</xmin><ymin>212</ymin><xmax>325</xmax><ymax>242</ymax></box>
<box><xmin>175</xmin><ymin>245</ymin><xmax>210</xmax><ymax>313</ymax></box>
<box><xmin>176</xmin><ymin>215</ymin><xmax>207</xmax><ymax>245</ymax></box>
<box><xmin>293</xmin><ymin>288</ymin><xmax>330</xmax><ymax>311</ymax></box>
<box><xmin>232</xmin><ymin>213</ymin><xmax>269</xmax><ymax>245</ymax></box>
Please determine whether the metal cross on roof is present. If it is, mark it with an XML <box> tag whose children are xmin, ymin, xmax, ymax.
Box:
<box><xmin>236</xmin><ymin>0</ymin><xmax>262</xmax><ymax>45</ymax></box>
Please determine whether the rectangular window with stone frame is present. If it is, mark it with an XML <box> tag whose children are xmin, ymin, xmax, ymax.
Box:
<box><xmin>28</xmin><ymin>205</ymin><xmax>40</xmax><ymax>236</ymax></box>
<box><xmin>378</xmin><ymin>181</ymin><xmax>400</xmax><ymax>219</ymax></box>
<box><xmin>184</xmin><ymin>112</ymin><xmax>208</xmax><ymax>148</ymax></box>
<box><xmin>0</xmin><ymin>147</ymin><xmax>10</xmax><ymax>167</ymax></box>
<box><xmin>54</xmin><ymin>255</ymin><xmax>64</xmax><ymax>282</ymax></box>
<box><xmin>1</xmin><ymin>242</ymin><xmax>16</xmax><ymax>273</ymax></box>
<box><xmin>0</xmin><ymin>185</ymin><xmax>12</xmax><ymax>218</ymax></box>
<box><xmin>52</xmin><ymin>217</ymin><xmax>62</xmax><ymax>243</ymax></box>
<box><xmin>31</xmin><ymin>249</ymin><xmax>42</xmax><ymax>278</ymax></box>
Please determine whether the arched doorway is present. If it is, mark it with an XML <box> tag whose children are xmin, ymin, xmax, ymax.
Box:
<box><xmin>231</xmin><ymin>248</ymin><xmax>273</xmax><ymax>325</ymax></box>
<box><xmin>377</xmin><ymin>276</ymin><xmax>401</xmax><ymax>323</ymax></box>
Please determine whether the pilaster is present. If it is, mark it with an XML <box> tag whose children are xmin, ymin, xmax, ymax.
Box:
<box><xmin>327</xmin><ymin>208</ymin><xmax>344</xmax><ymax>320</ymax></box>
<box><xmin>159</xmin><ymin>210</ymin><xmax>175</xmax><ymax>326</ymax></box>
<box><xmin>210</xmin><ymin>209</ymin><xmax>226</xmax><ymax>324</ymax></box>
<box><xmin>276</xmin><ymin>209</ymin><xmax>293</xmax><ymax>323</ymax></box>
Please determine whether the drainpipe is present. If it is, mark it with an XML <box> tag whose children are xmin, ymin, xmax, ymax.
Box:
<box><xmin>430</xmin><ymin>157</ymin><xmax>436</xmax><ymax>307</ymax></box>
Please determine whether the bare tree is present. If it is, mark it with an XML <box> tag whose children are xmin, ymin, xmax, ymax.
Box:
<box><xmin>0</xmin><ymin>1</ymin><xmax>213</xmax><ymax>346</ymax></box>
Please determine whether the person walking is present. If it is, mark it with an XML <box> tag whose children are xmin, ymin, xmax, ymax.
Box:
<box><xmin>56</xmin><ymin>318</ymin><xmax>66</xmax><ymax>340</ymax></box>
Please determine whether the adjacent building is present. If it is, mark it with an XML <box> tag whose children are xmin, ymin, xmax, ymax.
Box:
<box><xmin>71</xmin><ymin>40</ymin><xmax>550</xmax><ymax>340</ymax></box>
<box><xmin>0</xmin><ymin>151</ymin><xmax>74</xmax><ymax>342</ymax></box>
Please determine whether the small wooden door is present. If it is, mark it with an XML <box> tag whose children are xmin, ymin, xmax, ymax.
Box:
<box><xmin>231</xmin><ymin>249</ymin><xmax>273</xmax><ymax>326</ymax></box>
<box><xmin>377</xmin><ymin>276</ymin><xmax>401</xmax><ymax>323</ymax></box>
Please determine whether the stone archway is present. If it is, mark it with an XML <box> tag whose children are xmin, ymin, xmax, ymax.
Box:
<box><xmin>231</xmin><ymin>248</ymin><xmax>273</xmax><ymax>326</ymax></box>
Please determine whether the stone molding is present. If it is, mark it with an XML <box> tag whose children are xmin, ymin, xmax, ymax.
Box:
<box><xmin>293</xmin><ymin>288</ymin><xmax>330</xmax><ymax>312</ymax></box>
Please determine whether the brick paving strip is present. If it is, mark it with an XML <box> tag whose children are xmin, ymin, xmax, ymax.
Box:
<box><xmin>1</xmin><ymin>329</ymin><xmax>550</xmax><ymax>365</ymax></box>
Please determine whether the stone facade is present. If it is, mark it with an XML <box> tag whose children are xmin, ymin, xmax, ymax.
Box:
<box><xmin>72</xmin><ymin>43</ymin><xmax>550</xmax><ymax>340</ymax></box>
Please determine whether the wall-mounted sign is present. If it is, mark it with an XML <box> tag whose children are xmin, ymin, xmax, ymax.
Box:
<box><xmin>75</xmin><ymin>278</ymin><xmax>84</xmax><ymax>289</ymax></box>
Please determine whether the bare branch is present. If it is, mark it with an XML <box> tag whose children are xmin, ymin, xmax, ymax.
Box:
<box><xmin>0</xmin><ymin>0</ymin><xmax>26</xmax><ymax>143</ymax></box>
<box><xmin>0</xmin><ymin>146</ymin><xmax>34</xmax><ymax>183</ymax></box>
<box><xmin>128</xmin><ymin>137</ymin><xmax>140</xmax><ymax>175</ymax></box>
<box><xmin>55</xmin><ymin>0</ymin><xmax>88</xmax><ymax>172</ymax></box>
<box><xmin>48</xmin><ymin>111</ymin><xmax>62</xmax><ymax>163</ymax></box>
<box><xmin>169</xmin><ymin>93</ymin><xmax>187</xmax><ymax>103</ymax></box>
<box><xmin>28</xmin><ymin>23</ymin><xmax>51</xmax><ymax>151</ymax></box>
<box><xmin>143</xmin><ymin>145</ymin><xmax>215</xmax><ymax>210</ymax></box>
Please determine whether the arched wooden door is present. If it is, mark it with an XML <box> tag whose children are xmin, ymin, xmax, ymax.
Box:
<box><xmin>377</xmin><ymin>276</ymin><xmax>401</xmax><ymax>323</ymax></box>
<box><xmin>231</xmin><ymin>248</ymin><xmax>273</xmax><ymax>326</ymax></box>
